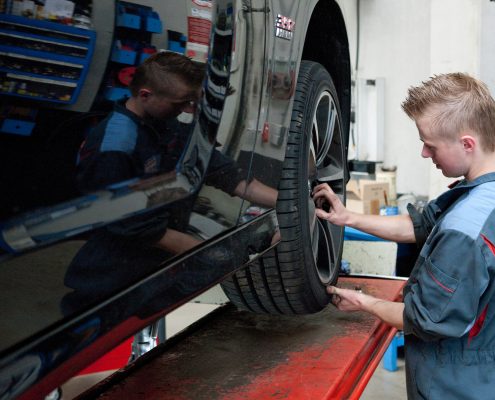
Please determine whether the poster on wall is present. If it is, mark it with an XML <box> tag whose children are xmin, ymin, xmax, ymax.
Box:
<box><xmin>186</xmin><ymin>0</ymin><xmax>212</xmax><ymax>62</ymax></box>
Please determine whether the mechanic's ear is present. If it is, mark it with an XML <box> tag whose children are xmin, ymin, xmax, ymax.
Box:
<box><xmin>138</xmin><ymin>88</ymin><xmax>152</xmax><ymax>100</ymax></box>
<box><xmin>460</xmin><ymin>135</ymin><xmax>476</xmax><ymax>153</ymax></box>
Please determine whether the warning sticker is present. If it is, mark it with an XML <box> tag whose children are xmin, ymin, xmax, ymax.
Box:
<box><xmin>191</xmin><ymin>7</ymin><xmax>212</xmax><ymax>20</ymax></box>
<box><xmin>187</xmin><ymin>16</ymin><xmax>212</xmax><ymax>45</ymax></box>
<box><xmin>192</xmin><ymin>0</ymin><xmax>213</xmax><ymax>8</ymax></box>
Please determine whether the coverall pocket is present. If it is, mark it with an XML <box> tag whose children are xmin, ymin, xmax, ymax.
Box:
<box><xmin>421</xmin><ymin>258</ymin><xmax>459</xmax><ymax>322</ymax></box>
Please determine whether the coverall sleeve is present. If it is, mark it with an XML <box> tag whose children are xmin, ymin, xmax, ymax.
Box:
<box><xmin>403</xmin><ymin>229</ymin><xmax>489</xmax><ymax>341</ymax></box>
<box><xmin>407</xmin><ymin>201</ymin><xmax>439</xmax><ymax>248</ymax></box>
<box><xmin>205</xmin><ymin>150</ymin><xmax>251</xmax><ymax>195</ymax></box>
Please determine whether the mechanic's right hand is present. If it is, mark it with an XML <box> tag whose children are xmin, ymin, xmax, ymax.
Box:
<box><xmin>312</xmin><ymin>183</ymin><xmax>349</xmax><ymax>226</ymax></box>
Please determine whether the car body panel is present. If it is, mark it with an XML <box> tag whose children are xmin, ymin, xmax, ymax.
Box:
<box><xmin>0</xmin><ymin>1</ymin><xmax>350</xmax><ymax>398</ymax></box>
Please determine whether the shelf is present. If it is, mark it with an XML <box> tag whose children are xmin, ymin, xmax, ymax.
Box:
<box><xmin>0</xmin><ymin>14</ymin><xmax>96</xmax><ymax>105</ymax></box>
<box><xmin>102</xmin><ymin>1</ymin><xmax>164</xmax><ymax>101</ymax></box>
<box><xmin>0</xmin><ymin>30</ymin><xmax>91</xmax><ymax>54</ymax></box>
<box><xmin>0</xmin><ymin>51</ymin><xmax>83</xmax><ymax>82</ymax></box>
<box><xmin>1</xmin><ymin>71</ymin><xmax>77</xmax><ymax>103</ymax></box>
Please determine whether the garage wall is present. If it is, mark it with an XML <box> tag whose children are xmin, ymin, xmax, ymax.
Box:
<box><xmin>357</xmin><ymin>0</ymin><xmax>486</xmax><ymax>199</ymax></box>
<box><xmin>480</xmin><ymin>2</ymin><xmax>495</xmax><ymax>112</ymax></box>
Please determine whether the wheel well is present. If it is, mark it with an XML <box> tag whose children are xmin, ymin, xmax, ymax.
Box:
<box><xmin>302</xmin><ymin>0</ymin><xmax>352</xmax><ymax>148</ymax></box>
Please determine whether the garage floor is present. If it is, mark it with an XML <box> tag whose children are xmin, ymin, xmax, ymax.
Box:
<box><xmin>362</xmin><ymin>355</ymin><xmax>407</xmax><ymax>399</ymax></box>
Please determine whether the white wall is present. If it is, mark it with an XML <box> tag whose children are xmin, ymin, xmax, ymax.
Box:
<box><xmin>480</xmin><ymin>3</ymin><xmax>495</xmax><ymax>110</ymax></box>
<box><xmin>357</xmin><ymin>0</ymin><xmax>490</xmax><ymax>199</ymax></box>
<box><xmin>428</xmin><ymin>0</ymin><xmax>481</xmax><ymax>198</ymax></box>
<box><xmin>358</xmin><ymin>0</ymin><xmax>431</xmax><ymax>198</ymax></box>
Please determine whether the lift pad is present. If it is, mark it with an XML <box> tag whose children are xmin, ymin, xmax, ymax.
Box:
<box><xmin>78</xmin><ymin>277</ymin><xmax>405</xmax><ymax>400</ymax></box>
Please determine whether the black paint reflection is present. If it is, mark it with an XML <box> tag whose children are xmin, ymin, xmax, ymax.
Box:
<box><xmin>0</xmin><ymin>2</ymin><xmax>239</xmax><ymax>398</ymax></box>
<box><xmin>0</xmin><ymin>2</ymin><xmax>280</xmax><ymax>398</ymax></box>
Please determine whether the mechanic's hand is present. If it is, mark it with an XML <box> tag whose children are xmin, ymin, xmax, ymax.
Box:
<box><xmin>327</xmin><ymin>285</ymin><xmax>366</xmax><ymax>312</ymax></box>
<box><xmin>312</xmin><ymin>183</ymin><xmax>349</xmax><ymax>226</ymax></box>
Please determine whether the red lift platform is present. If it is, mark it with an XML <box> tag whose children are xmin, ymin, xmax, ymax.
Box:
<box><xmin>76</xmin><ymin>276</ymin><xmax>405</xmax><ymax>400</ymax></box>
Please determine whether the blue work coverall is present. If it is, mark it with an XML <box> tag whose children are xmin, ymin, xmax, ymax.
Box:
<box><xmin>404</xmin><ymin>172</ymin><xmax>495</xmax><ymax>399</ymax></box>
<box><xmin>63</xmin><ymin>100</ymin><xmax>248</xmax><ymax>307</ymax></box>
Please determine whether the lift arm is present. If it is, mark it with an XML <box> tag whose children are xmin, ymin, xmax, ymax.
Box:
<box><xmin>76</xmin><ymin>276</ymin><xmax>405</xmax><ymax>400</ymax></box>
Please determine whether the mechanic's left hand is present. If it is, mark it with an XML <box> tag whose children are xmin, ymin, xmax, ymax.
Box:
<box><xmin>327</xmin><ymin>285</ymin><xmax>366</xmax><ymax>312</ymax></box>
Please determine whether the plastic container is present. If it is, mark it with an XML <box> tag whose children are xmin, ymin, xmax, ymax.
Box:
<box><xmin>376</xmin><ymin>167</ymin><xmax>397</xmax><ymax>201</ymax></box>
<box><xmin>379</xmin><ymin>206</ymin><xmax>399</xmax><ymax>216</ymax></box>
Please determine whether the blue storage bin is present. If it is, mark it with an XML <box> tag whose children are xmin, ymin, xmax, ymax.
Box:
<box><xmin>168</xmin><ymin>41</ymin><xmax>185</xmax><ymax>54</ymax></box>
<box><xmin>145</xmin><ymin>16</ymin><xmax>162</xmax><ymax>33</ymax></box>
<box><xmin>104</xmin><ymin>87</ymin><xmax>131</xmax><ymax>101</ymax></box>
<box><xmin>139</xmin><ymin>52</ymin><xmax>154</xmax><ymax>64</ymax></box>
<box><xmin>344</xmin><ymin>227</ymin><xmax>384</xmax><ymax>242</ymax></box>
<box><xmin>111</xmin><ymin>48</ymin><xmax>137</xmax><ymax>65</ymax></box>
<box><xmin>1</xmin><ymin>119</ymin><xmax>35</xmax><ymax>136</ymax></box>
<box><xmin>117</xmin><ymin>12</ymin><xmax>140</xmax><ymax>29</ymax></box>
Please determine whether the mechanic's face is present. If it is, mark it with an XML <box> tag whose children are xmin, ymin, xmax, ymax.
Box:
<box><xmin>141</xmin><ymin>80</ymin><xmax>200</xmax><ymax>119</ymax></box>
<box><xmin>416</xmin><ymin>114</ymin><xmax>468</xmax><ymax>178</ymax></box>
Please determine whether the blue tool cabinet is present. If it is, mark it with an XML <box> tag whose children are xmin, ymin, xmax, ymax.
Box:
<box><xmin>0</xmin><ymin>14</ymin><xmax>96</xmax><ymax>104</ymax></box>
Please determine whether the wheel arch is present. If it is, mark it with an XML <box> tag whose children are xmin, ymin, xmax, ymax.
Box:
<box><xmin>301</xmin><ymin>0</ymin><xmax>352</xmax><ymax>152</ymax></box>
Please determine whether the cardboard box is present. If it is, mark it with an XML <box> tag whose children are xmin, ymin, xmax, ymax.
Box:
<box><xmin>346</xmin><ymin>179</ymin><xmax>390</xmax><ymax>215</ymax></box>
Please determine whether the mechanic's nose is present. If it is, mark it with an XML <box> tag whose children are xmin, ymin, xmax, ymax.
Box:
<box><xmin>421</xmin><ymin>144</ymin><xmax>431</xmax><ymax>158</ymax></box>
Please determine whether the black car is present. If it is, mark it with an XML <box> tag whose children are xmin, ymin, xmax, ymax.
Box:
<box><xmin>0</xmin><ymin>1</ymin><xmax>351</xmax><ymax>398</ymax></box>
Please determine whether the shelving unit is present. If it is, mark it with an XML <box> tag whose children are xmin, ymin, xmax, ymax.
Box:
<box><xmin>0</xmin><ymin>14</ymin><xmax>96</xmax><ymax>104</ymax></box>
<box><xmin>103</xmin><ymin>0</ymin><xmax>163</xmax><ymax>102</ymax></box>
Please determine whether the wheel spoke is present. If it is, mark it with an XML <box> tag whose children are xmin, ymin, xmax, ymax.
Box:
<box><xmin>317</xmin><ymin>167</ymin><xmax>344</xmax><ymax>185</ymax></box>
<box><xmin>315</xmin><ymin>219</ymin><xmax>332</xmax><ymax>281</ymax></box>
<box><xmin>312</xmin><ymin>114</ymin><xmax>320</xmax><ymax>152</ymax></box>
<box><xmin>325</xmin><ymin>104</ymin><xmax>337</xmax><ymax>154</ymax></box>
<box><xmin>312</xmin><ymin>216</ymin><xmax>320</xmax><ymax>261</ymax></box>
<box><xmin>315</xmin><ymin>94</ymin><xmax>338</xmax><ymax>166</ymax></box>
<box><xmin>308</xmin><ymin>140</ymin><xmax>317</xmax><ymax>181</ymax></box>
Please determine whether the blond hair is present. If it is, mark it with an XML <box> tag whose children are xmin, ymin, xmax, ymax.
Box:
<box><xmin>401</xmin><ymin>73</ymin><xmax>495</xmax><ymax>151</ymax></box>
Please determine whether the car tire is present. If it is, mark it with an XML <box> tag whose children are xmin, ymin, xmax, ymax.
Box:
<box><xmin>221</xmin><ymin>61</ymin><xmax>347</xmax><ymax>314</ymax></box>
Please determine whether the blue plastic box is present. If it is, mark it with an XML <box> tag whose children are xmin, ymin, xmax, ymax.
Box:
<box><xmin>139</xmin><ymin>52</ymin><xmax>154</xmax><ymax>64</ymax></box>
<box><xmin>344</xmin><ymin>227</ymin><xmax>384</xmax><ymax>242</ymax></box>
<box><xmin>145</xmin><ymin>16</ymin><xmax>162</xmax><ymax>33</ymax></box>
<box><xmin>117</xmin><ymin>13</ymin><xmax>140</xmax><ymax>29</ymax></box>
<box><xmin>1</xmin><ymin>119</ymin><xmax>35</xmax><ymax>136</ymax></box>
<box><xmin>104</xmin><ymin>87</ymin><xmax>131</xmax><ymax>101</ymax></box>
<box><xmin>168</xmin><ymin>41</ymin><xmax>185</xmax><ymax>54</ymax></box>
<box><xmin>111</xmin><ymin>48</ymin><xmax>137</xmax><ymax>65</ymax></box>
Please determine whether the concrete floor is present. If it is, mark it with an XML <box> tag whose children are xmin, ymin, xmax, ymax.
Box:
<box><xmin>60</xmin><ymin>301</ymin><xmax>407</xmax><ymax>399</ymax></box>
<box><xmin>362</xmin><ymin>355</ymin><xmax>407</xmax><ymax>399</ymax></box>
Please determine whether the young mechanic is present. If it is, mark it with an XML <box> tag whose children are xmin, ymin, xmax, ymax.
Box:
<box><xmin>313</xmin><ymin>73</ymin><xmax>495</xmax><ymax>399</ymax></box>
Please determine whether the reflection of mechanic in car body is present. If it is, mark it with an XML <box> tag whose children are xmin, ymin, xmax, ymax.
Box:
<box><xmin>65</xmin><ymin>51</ymin><xmax>278</xmax><ymax>359</ymax></box>
<box><xmin>75</xmin><ymin>51</ymin><xmax>276</xmax><ymax>255</ymax></box>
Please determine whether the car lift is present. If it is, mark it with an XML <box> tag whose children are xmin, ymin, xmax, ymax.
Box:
<box><xmin>75</xmin><ymin>276</ymin><xmax>405</xmax><ymax>400</ymax></box>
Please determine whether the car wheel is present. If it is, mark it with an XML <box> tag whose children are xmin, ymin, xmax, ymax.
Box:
<box><xmin>221</xmin><ymin>61</ymin><xmax>347</xmax><ymax>314</ymax></box>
